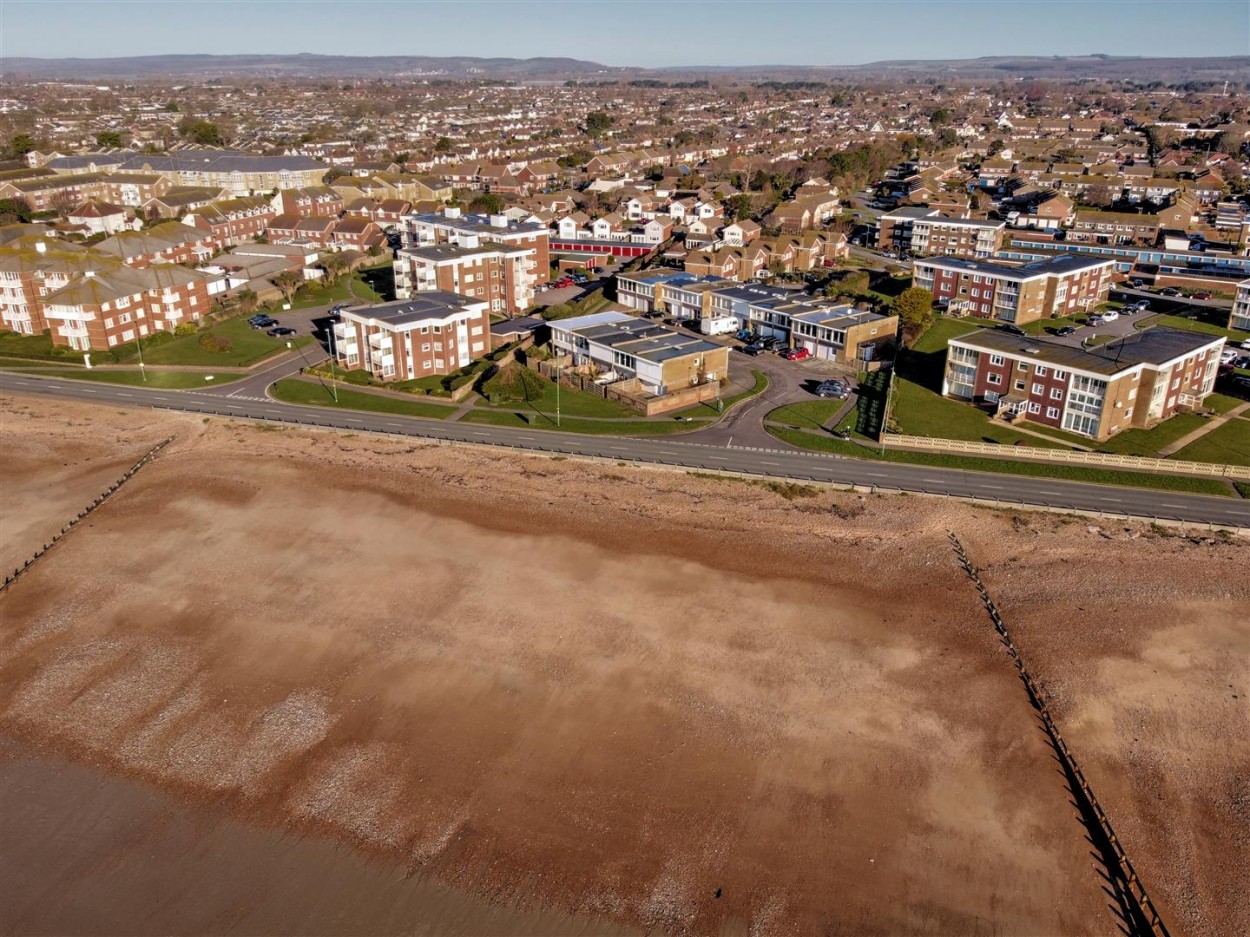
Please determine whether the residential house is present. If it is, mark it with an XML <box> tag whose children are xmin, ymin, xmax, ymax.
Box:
<box><xmin>272</xmin><ymin>185</ymin><xmax>344</xmax><ymax>218</ymax></box>
<box><xmin>183</xmin><ymin>195</ymin><xmax>275</xmax><ymax>248</ymax></box>
<box><xmin>393</xmin><ymin>241</ymin><xmax>537</xmax><ymax>315</ymax></box>
<box><xmin>65</xmin><ymin>199</ymin><xmax>133</xmax><ymax>236</ymax></box>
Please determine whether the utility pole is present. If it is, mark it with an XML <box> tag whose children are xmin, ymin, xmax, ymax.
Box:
<box><xmin>555</xmin><ymin>358</ymin><xmax>561</xmax><ymax>427</ymax></box>
<box><xmin>135</xmin><ymin>331</ymin><xmax>147</xmax><ymax>382</ymax></box>
<box><xmin>326</xmin><ymin>320</ymin><xmax>339</xmax><ymax>403</ymax></box>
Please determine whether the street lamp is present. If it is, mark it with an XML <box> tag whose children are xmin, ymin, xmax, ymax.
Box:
<box><xmin>326</xmin><ymin>319</ymin><xmax>340</xmax><ymax>403</ymax></box>
<box><xmin>135</xmin><ymin>330</ymin><xmax>147</xmax><ymax>382</ymax></box>
<box><xmin>555</xmin><ymin>357</ymin><xmax>561</xmax><ymax>427</ymax></box>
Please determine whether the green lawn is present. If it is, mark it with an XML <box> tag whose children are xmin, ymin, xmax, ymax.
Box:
<box><xmin>476</xmin><ymin>377</ymin><xmax>638</xmax><ymax>418</ymax></box>
<box><xmin>269</xmin><ymin>379</ymin><xmax>456</xmax><ymax>419</ymax></box>
<box><xmin>459</xmin><ymin>408</ymin><xmax>713</xmax><ymax>435</ymax></box>
<box><xmin>1139</xmin><ymin>314</ymin><xmax>1242</xmax><ymax>342</ymax></box>
<box><xmin>768</xmin><ymin>427</ymin><xmax>1236</xmax><ymax>497</ymax></box>
<box><xmin>1205</xmin><ymin>393</ymin><xmax>1245</xmax><ymax>415</ymax></box>
<box><xmin>721</xmin><ymin>369</ymin><xmax>769</xmax><ymax>408</ymax></box>
<box><xmin>131</xmin><ymin>316</ymin><xmax>317</xmax><ymax>367</ymax></box>
<box><xmin>912</xmin><ymin>316</ymin><xmax>995</xmax><ymax>354</ymax></box>
<box><xmin>1171</xmin><ymin>418</ymin><xmax>1250</xmax><ymax>466</ymax></box>
<box><xmin>285</xmin><ymin>270</ymin><xmax>383</xmax><ymax>310</ymax></box>
<box><xmin>1090</xmin><ymin>413</ymin><xmax>1209</xmax><ymax>457</ymax></box>
<box><xmin>892</xmin><ymin>378</ymin><xmax>1070</xmax><ymax>448</ymax></box>
<box><xmin>16</xmin><ymin>368</ymin><xmax>241</xmax><ymax>388</ymax></box>
<box><xmin>767</xmin><ymin>399</ymin><xmax>849</xmax><ymax>431</ymax></box>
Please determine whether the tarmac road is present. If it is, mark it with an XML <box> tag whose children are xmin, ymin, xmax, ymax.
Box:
<box><xmin>3</xmin><ymin>370</ymin><xmax>1248</xmax><ymax>530</ymax></box>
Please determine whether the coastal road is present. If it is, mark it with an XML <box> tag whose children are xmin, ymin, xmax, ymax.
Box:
<box><xmin>4</xmin><ymin>371</ymin><xmax>1248</xmax><ymax>530</ymax></box>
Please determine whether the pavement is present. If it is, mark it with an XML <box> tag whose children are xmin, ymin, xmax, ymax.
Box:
<box><xmin>4</xmin><ymin>368</ymin><xmax>1248</xmax><ymax>530</ymax></box>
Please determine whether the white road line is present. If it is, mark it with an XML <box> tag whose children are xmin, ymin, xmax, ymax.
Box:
<box><xmin>1096</xmin><ymin>497</ymin><xmax>1122</xmax><ymax>503</ymax></box>
<box><xmin>706</xmin><ymin>455</ymin><xmax>729</xmax><ymax>461</ymax></box>
<box><xmin>343</xmin><ymin>418</ymin><xmax>363</xmax><ymax>423</ymax></box>
<box><xmin>761</xmin><ymin>460</ymin><xmax>780</xmax><ymax>466</ymax></box>
<box><xmin>1160</xmin><ymin>503</ymin><xmax>1187</xmax><ymax>508</ymax></box>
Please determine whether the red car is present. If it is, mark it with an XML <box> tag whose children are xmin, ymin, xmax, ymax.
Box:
<box><xmin>783</xmin><ymin>347</ymin><xmax>811</xmax><ymax>361</ymax></box>
<box><xmin>1192</xmin><ymin>291</ymin><xmax>1213</xmax><ymax>300</ymax></box>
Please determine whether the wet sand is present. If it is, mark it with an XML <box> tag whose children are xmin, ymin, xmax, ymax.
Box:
<box><xmin>0</xmin><ymin>394</ymin><xmax>1246</xmax><ymax>936</ymax></box>
<box><xmin>0</xmin><ymin>739</ymin><xmax>633</xmax><ymax>936</ymax></box>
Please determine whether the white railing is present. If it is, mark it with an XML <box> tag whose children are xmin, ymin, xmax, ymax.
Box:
<box><xmin>882</xmin><ymin>434</ymin><xmax>1250</xmax><ymax>480</ymax></box>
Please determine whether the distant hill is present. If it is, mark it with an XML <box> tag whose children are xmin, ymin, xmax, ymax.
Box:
<box><xmin>0</xmin><ymin>53</ymin><xmax>631</xmax><ymax>81</ymax></box>
<box><xmin>3</xmin><ymin>53</ymin><xmax>1247</xmax><ymax>83</ymax></box>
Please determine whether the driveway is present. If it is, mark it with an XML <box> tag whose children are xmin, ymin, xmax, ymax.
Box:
<box><xmin>691</xmin><ymin>343</ymin><xmax>859</xmax><ymax>448</ymax></box>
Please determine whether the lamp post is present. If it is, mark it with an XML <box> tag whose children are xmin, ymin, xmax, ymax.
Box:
<box><xmin>326</xmin><ymin>319</ymin><xmax>339</xmax><ymax>403</ymax></box>
<box><xmin>135</xmin><ymin>330</ymin><xmax>147</xmax><ymax>382</ymax></box>
<box><xmin>555</xmin><ymin>357</ymin><xmax>561</xmax><ymax>428</ymax></box>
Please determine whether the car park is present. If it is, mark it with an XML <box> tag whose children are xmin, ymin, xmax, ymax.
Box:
<box><xmin>1098</xmin><ymin>310</ymin><xmax>1119</xmax><ymax>323</ymax></box>
<box><xmin>814</xmin><ymin>380</ymin><xmax>850</xmax><ymax>399</ymax></box>
<box><xmin>1159</xmin><ymin>287</ymin><xmax>1180</xmax><ymax>297</ymax></box>
<box><xmin>1234</xmin><ymin>356</ymin><xmax>1250</xmax><ymax>370</ymax></box>
<box><xmin>741</xmin><ymin>342</ymin><xmax>769</xmax><ymax>355</ymax></box>
<box><xmin>783</xmin><ymin>347</ymin><xmax>811</xmax><ymax>361</ymax></box>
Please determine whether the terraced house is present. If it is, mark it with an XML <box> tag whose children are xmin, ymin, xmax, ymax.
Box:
<box><xmin>942</xmin><ymin>327</ymin><xmax>1224</xmax><ymax>440</ymax></box>
<box><xmin>331</xmin><ymin>292</ymin><xmax>491</xmax><ymax>382</ymax></box>
<box><xmin>913</xmin><ymin>255</ymin><xmax>1114</xmax><ymax>325</ymax></box>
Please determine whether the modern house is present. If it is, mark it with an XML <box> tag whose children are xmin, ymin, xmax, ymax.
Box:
<box><xmin>942</xmin><ymin>327</ymin><xmax>1224</xmax><ymax>440</ymax></box>
<box><xmin>548</xmin><ymin>310</ymin><xmax>729</xmax><ymax>396</ymax></box>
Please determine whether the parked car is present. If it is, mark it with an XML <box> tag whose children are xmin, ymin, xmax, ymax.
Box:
<box><xmin>1099</xmin><ymin>310</ymin><xmax>1119</xmax><ymax>323</ymax></box>
<box><xmin>783</xmin><ymin>347</ymin><xmax>811</xmax><ymax>361</ymax></box>
<box><xmin>1234</xmin><ymin>356</ymin><xmax>1250</xmax><ymax>370</ymax></box>
<box><xmin>1129</xmin><ymin>278</ymin><xmax>1144</xmax><ymax>289</ymax></box>
<box><xmin>742</xmin><ymin>342</ymin><xmax>769</xmax><ymax>355</ymax></box>
<box><xmin>250</xmin><ymin>316</ymin><xmax>278</xmax><ymax>329</ymax></box>
<box><xmin>1192</xmin><ymin>291</ymin><xmax>1213</xmax><ymax>300</ymax></box>
<box><xmin>268</xmin><ymin>326</ymin><xmax>297</xmax><ymax>337</ymax></box>
<box><xmin>1055</xmin><ymin>326</ymin><xmax>1077</xmax><ymax>337</ymax></box>
<box><xmin>643</xmin><ymin>310</ymin><xmax>663</xmax><ymax>319</ymax></box>
<box><xmin>761</xmin><ymin>336</ymin><xmax>784</xmax><ymax>349</ymax></box>
<box><xmin>735</xmin><ymin>327</ymin><xmax>757</xmax><ymax>342</ymax></box>
<box><xmin>1220</xmin><ymin>349</ymin><xmax>1238</xmax><ymax>364</ymax></box>
<box><xmin>996</xmin><ymin>323</ymin><xmax>1027</xmax><ymax>336</ymax></box>
<box><xmin>814</xmin><ymin>380</ymin><xmax>850</xmax><ymax>399</ymax></box>
<box><xmin>1159</xmin><ymin>287</ymin><xmax>1180</xmax><ymax>297</ymax></box>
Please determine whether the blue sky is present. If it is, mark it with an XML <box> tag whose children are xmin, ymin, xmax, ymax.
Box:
<box><xmin>2</xmin><ymin>0</ymin><xmax>1247</xmax><ymax>66</ymax></box>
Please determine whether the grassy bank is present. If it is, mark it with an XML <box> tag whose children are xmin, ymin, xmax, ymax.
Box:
<box><xmin>459</xmin><ymin>408</ymin><xmax>713</xmax><ymax>435</ymax></box>
<box><xmin>269</xmin><ymin>379</ymin><xmax>457</xmax><ymax>419</ymax></box>
<box><xmin>11</xmin><ymin>369</ymin><xmax>242</xmax><ymax>389</ymax></box>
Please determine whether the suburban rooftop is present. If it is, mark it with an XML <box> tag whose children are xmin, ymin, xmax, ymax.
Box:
<box><xmin>950</xmin><ymin>326</ymin><xmax>1223</xmax><ymax>375</ymax></box>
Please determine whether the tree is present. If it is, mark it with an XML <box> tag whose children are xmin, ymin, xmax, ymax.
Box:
<box><xmin>8</xmin><ymin>133</ymin><xmax>36</xmax><ymax>159</ymax></box>
<box><xmin>96</xmin><ymin>130</ymin><xmax>125</xmax><ymax>148</ymax></box>
<box><xmin>235</xmin><ymin>289</ymin><xmax>259</xmax><ymax>315</ymax></box>
<box><xmin>178</xmin><ymin>117</ymin><xmax>222</xmax><ymax>146</ymax></box>
<box><xmin>434</xmin><ymin>136</ymin><xmax>453</xmax><ymax>153</ymax></box>
<box><xmin>468</xmin><ymin>192</ymin><xmax>505</xmax><ymax>215</ymax></box>
<box><xmin>49</xmin><ymin>190</ymin><xmax>78</xmax><ymax>216</ymax></box>
<box><xmin>585</xmin><ymin>110</ymin><xmax>614</xmax><ymax>138</ymax></box>
<box><xmin>987</xmin><ymin>138</ymin><xmax>1006</xmax><ymax>156</ymax></box>
<box><xmin>321</xmin><ymin>252</ymin><xmax>352</xmax><ymax>285</ymax></box>
<box><xmin>892</xmin><ymin>287</ymin><xmax>934</xmax><ymax>339</ymax></box>
<box><xmin>0</xmin><ymin>197</ymin><xmax>32</xmax><ymax>224</ymax></box>
<box><xmin>929</xmin><ymin>107</ymin><xmax>952</xmax><ymax>126</ymax></box>
<box><xmin>725</xmin><ymin>193</ymin><xmax>755</xmax><ymax>222</ymax></box>
<box><xmin>1083</xmin><ymin>183</ymin><xmax>1115</xmax><ymax>209</ymax></box>
<box><xmin>273</xmin><ymin>271</ymin><xmax>303</xmax><ymax>304</ymax></box>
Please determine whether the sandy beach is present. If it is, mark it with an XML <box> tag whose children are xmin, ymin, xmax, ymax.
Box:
<box><xmin>0</xmin><ymin>393</ymin><xmax>1245</xmax><ymax>936</ymax></box>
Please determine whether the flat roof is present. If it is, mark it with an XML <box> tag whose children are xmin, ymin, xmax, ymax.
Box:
<box><xmin>917</xmin><ymin>253</ymin><xmax>1113</xmax><ymax>279</ymax></box>
<box><xmin>346</xmin><ymin>291</ymin><xmax>482</xmax><ymax>326</ymax></box>
<box><xmin>950</xmin><ymin>326</ymin><xmax>1222</xmax><ymax>376</ymax></box>
<box><xmin>555</xmin><ymin>312</ymin><xmax>722</xmax><ymax>364</ymax></box>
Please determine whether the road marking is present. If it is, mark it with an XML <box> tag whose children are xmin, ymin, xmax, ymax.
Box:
<box><xmin>344</xmin><ymin>418</ymin><xmax>363</xmax><ymax>423</ymax></box>
<box><xmin>1096</xmin><ymin>497</ymin><xmax>1122</xmax><ymax>503</ymax></box>
<box><xmin>1160</xmin><ymin>503</ymin><xmax>1187</xmax><ymax>508</ymax></box>
<box><xmin>706</xmin><ymin>455</ymin><xmax>728</xmax><ymax>461</ymax></box>
<box><xmin>761</xmin><ymin>460</ymin><xmax>780</xmax><ymax>466</ymax></box>
<box><xmin>981</xmin><ymin>485</ymin><xmax>1004</xmax><ymax>490</ymax></box>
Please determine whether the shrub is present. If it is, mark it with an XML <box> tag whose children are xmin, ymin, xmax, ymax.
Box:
<box><xmin>197</xmin><ymin>332</ymin><xmax>233</xmax><ymax>354</ymax></box>
<box><xmin>482</xmin><ymin>362</ymin><xmax>547</xmax><ymax>402</ymax></box>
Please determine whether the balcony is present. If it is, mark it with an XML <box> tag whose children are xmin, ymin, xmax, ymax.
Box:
<box><xmin>57</xmin><ymin>324</ymin><xmax>90</xmax><ymax>338</ymax></box>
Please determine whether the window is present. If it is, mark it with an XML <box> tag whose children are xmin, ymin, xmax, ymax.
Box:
<box><xmin>118</xmin><ymin>312</ymin><xmax>132</xmax><ymax>324</ymax></box>
<box><xmin>989</xmin><ymin>354</ymin><xmax>1004</xmax><ymax>366</ymax></box>
<box><xmin>1027</xmin><ymin>402</ymin><xmax>1041</xmax><ymax>414</ymax></box>
<box><xmin>1014</xmin><ymin>380</ymin><xmax>1026</xmax><ymax>391</ymax></box>
<box><xmin>1032</xmin><ymin>383</ymin><xmax>1043</xmax><ymax>395</ymax></box>
<box><xmin>1053</xmin><ymin>369</ymin><xmax>1067</xmax><ymax>380</ymax></box>
<box><xmin>1046</xmin><ymin>406</ymin><xmax>1059</xmax><ymax>419</ymax></box>
<box><xmin>1050</xmin><ymin>388</ymin><xmax>1063</xmax><ymax>400</ymax></box>
<box><xmin>1036</xmin><ymin>366</ymin><xmax>1047</xmax><ymax>377</ymax></box>
<box><xmin>987</xmin><ymin>372</ymin><xmax>1001</xmax><ymax>386</ymax></box>
<box><xmin>421</xmin><ymin>343</ymin><xmax>430</xmax><ymax>352</ymax></box>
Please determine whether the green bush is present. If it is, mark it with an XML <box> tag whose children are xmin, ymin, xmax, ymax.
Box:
<box><xmin>197</xmin><ymin>332</ymin><xmax>233</xmax><ymax>354</ymax></box>
<box><xmin>482</xmin><ymin>362</ymin><xmax>547</xmax><ymax>402</ymax></box>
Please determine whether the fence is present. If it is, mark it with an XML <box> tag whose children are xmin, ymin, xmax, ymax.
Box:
<box><xmin>1</xmin><ymin>436</ymin><xmax>176</xmax><ymax>595</ymax></box>
<box><xmin>948</xmin><ymin>532</ymin><xmax>1171</xmax><ymax>936</ymax></box>
<box><xmin>883</xmin><ymin>433</ymin><xmax>1250</xmax><ymax>481</ymax></box>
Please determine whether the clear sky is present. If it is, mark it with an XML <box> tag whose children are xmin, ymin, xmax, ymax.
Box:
<box><xmin>2</xmin><ymin>0</ymin><xmax>1247</xmax><ymax>66</ymax></box>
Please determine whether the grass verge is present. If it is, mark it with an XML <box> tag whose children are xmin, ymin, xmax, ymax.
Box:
<box><xmin>459</xmin><ymin>408</ymin><xmax>713</xmax><ymax>435</ymax></box>
<box><xmin>269</xmin><ymin>379</ymin><xmax>457</xmax><ymax>419</ymax></box>
<box><xmin>768</xmin><ymin>426</ymin><xmax>1236</xmax><ymax>497</ymax></box>
<box><xmin>10</xmin><ymin>368</ymin><xmax>242</xmax><ymax>388</ymax></box>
